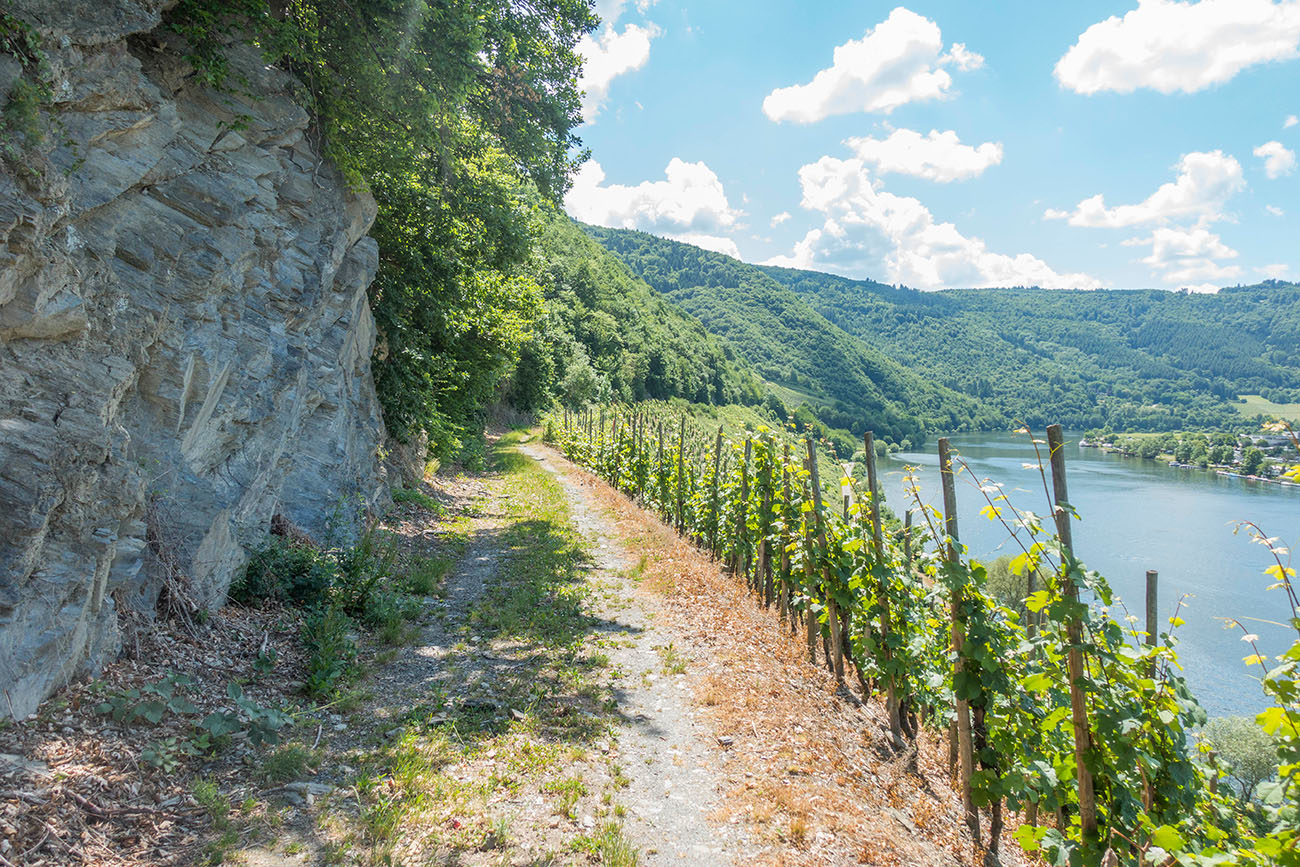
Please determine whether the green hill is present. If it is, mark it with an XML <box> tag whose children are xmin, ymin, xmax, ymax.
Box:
<box><xmin>582</xmin><ymin>224</ymin><xmax>1300</xmax><ymax>433</ymax></box>
<box><xmin>760</xmin><ymin>266</ymin><xmax>1300</xmax><ymax>430</ymax></box>
<box><xmin>583</xmin><ymin>226</ymin><xmax>983</xmax><ymax>445</ymax></box>
<box><xmin>504</xmin><ymin>215</ymin><xmax>762</xmax><ymax>413</ymax></box>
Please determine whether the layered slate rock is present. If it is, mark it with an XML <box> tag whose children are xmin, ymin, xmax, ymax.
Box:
<box><xmin>0</xmin><ymin>1</ymin><xmax>389</xmax><ymax>717</ymax></box>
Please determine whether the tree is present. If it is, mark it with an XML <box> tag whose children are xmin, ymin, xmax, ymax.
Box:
<box><xmin>168</xmin><ymin>0</ymin><xmax>597</xmax><ymax>463</ymax></box>
<box><xmin>1204</xmin><ymin>716</ymin><xmax>1278</xmax><ymax>802</ymax></box>
<box><xmin>1242</xmin><ymin>446</ymin><xmax>1266</xmax><ymax>475</ymax></box>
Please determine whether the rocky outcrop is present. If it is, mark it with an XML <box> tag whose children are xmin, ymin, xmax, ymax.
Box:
<box><xmin>0</xmin><ymin>1</ymin><xmax>390</xmax><ymax>717</ymax></box>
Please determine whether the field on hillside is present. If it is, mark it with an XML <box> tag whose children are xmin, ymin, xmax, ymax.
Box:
<box><xmin>1236</xmin><ymin>394</ymin><xmax>1300</xmax><ymax>422</ymax></box>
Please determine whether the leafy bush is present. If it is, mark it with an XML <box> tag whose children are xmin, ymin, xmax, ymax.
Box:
<box><xmin>302</xmin><ymin>606</ymin><xmax>357</xmax><ymax>699</ymax></box>
<box><xmin>1204</xmin><ymin>716</ymin><xmax>1279</xmax><ymax>802</ymax></box>
<box><xmin>333</xmin><ymin>527</ymin><xmax>396</xmax><ymax>619</ymax></box>
<box><xmin>232</xmin><ymin>541</ymin><xmax>333</xmax><ymax>607</ymax></box>
<box><xmin>96</xmin><ymin>673</ymin><xmax>198</xmax><ymax>724</ymax></box>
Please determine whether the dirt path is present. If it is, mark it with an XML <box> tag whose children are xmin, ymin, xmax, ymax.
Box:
<box><xmin>248</xmin><ymin>432</ymin><xmax>755</xmax><ymax>865</ymax></box>
<box><xmin>517</xmin><ymin>441</ymin><xmax>748</xmax><ymax>865</ymax></box>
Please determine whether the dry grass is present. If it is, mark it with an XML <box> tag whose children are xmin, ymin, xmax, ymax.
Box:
<box><xmin>539</xmin><ymin>443</ymin><xmax>1027</xmax><ymax>867</ymax></box>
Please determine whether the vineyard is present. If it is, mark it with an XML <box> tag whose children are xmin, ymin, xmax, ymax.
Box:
<box><xmin>547</xmin><ymin>406</ymin><xmax>1300</xmax><ymax>866</ymax></box>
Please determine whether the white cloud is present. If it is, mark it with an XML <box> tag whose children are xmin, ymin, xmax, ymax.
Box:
<box><xmin>761</xmin><ymin>8</ymin><xmax>982</xmax><ymax>123</ymax></box>
<box><xmin>1047</xmin><ymin>151</ymin><xmax>1244</xmax><ymax>228</ymax></box>
<box><xmin>844</xmin><ymin>129</ymin><xmax>1003</xmax><ymax>182</ymax></box>
<box><xmin>945</xmin><ymin>42</ymin><xmax>984</xmax><ymax>71</ymax></box>
<box><xmin>1266</xmin><ymin>204</ymin><xmax>1286</xmax><ymax>216</ymax></box>
<box><xmin>1125</xmin><ymin>225</ymin><xmax>1241</xmax><ymax>285</ymax></box>
<box><xmin>770</xmin><ymin>211</ymin><xmax>792</xmax><ymax>227</ymax></box>
<box><xmin>1286</xmin><ymin>114</ymin><xmax>1299</xmax><ymax>128</ymax></box>
<box><xmin>1254</xmin><ymin>140</ymin><xmax>1297</xmax><ymax>177</ymax></box>
<box><xmin>578</xmin><ymin>22</ymin><xmax>660</xmax><ymax>120</ymax></box>
<box><xmin>565</xmin><ymin>158</ymin><xmax>742</xmax><ymax>253</ymax></box>
<box><xmin>765</xmin><ymin>154</ymin><xmax>1099</xmax><ymax>289</ymax></box>
<box><xmin>1055</xmin><ymin>0</ymin><xmax>1300</xmax><ymax>96</ymax></box>
<box><xmin>1260</xmin><ymin>263</ymin><xmax>1292</xmax><ymax>279</ymax></box>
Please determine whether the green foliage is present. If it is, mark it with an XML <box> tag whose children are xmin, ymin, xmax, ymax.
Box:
<box><xmin>232</xmin><ymin>541</ymin><xmax>334</xmax><ymax>607</ymax></box>
<box><xmin>1204</xmin><ymin>716</ymin><xmax>1279</xmax><ymax>802</ymax></box>
<box><xmin>585</xmin><ymin>227</ymin><xmax>957</xmax><ymax>444</ymax></box>
<box><xmin>193</xmin><ymin>779</ymin><xmax>232</xmax><ymax>828</ymax></box>
<box><xmin>301</xmin><ymin>605</ymin><xmax>358</xmax><ymax>699</ymax></box>
<box><xmin>757</xmin><ymin>267</ymin><xmax>1300</xmax><ymax>434</ymax></box>
<box><xmin>163</xmin><ymin>0</ymin><xmax>595</xmax><ymax>464</ymax></box>
<box><xmin>260</xmin><ymin>743</ymin><xmax>319</xmax><ymax>784</ymax></box>
<box><xmin>502</xmin><ymin>214</ymin><xmax>762</xmax><ymax>414</ymax></box>
<box><xmin>332</xmin><ymin>526</ymin><xmax>396</xmax><ymax>619</ymax></box>
<box><xmin>0</xmin><ymin>11</ymin><xmax>53</xmax><ymax>164</ymax></box>
<box><xmin>1242</xmin><ymin>446</ymin><xmax>1266</xmax><ymax>476</ymax></box>
<box><xmin>96</xmin><ymin>672</ymin><xmax>290</xmax><ymax>762</ymax></box>
<box><xmin>589</xmin><ymin>227</ymin><xmax>1300</xmax><ymax>435</ymax></box>
<box><xmin>142</xmin><ymin>737</ymin><xmax>199</xmax><ymax>772</ymax></box>
<box><xmin>392</xmin><ymin>486</ymin><xmax>444</xmax><ymax>515</ymax></box>
<box><xmin>96</xmin><ymin>673</ymin><xmax>199</xmax><ymax>724</ymax></box>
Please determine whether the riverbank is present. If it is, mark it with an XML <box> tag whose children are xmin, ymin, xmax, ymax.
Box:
<box><xmin>886</xmin><ymin>430</ymin><xmax>1299</xmax><ymax>718</ymax></box>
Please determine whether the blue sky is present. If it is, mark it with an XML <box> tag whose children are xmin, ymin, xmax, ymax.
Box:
<box><xmin>563</xmin><ymin>1</ymin><xmax>1300</xmax><ymax>291</ymax></box>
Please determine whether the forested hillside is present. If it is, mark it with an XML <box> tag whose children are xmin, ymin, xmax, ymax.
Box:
<box><xmin>765</xmin><ymin>267</ymin><xmax>1300</xmax><ymax>431</ymax></box>
<box><xmin>584</xmin><ymin>227</ymin><xmax>986</xmax><ymax>445</ymax></box>
<box><xmin>586</xmin><ymin>226</ymin><xmax>1300</xmax><ymax>432</ymax></box>
<box><xmin>503</xmin><ymin>215</ymin><xmax>762</xmax><ymax>414</ymax></box>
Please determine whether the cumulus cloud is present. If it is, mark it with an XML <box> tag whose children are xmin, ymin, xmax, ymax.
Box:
<box><xmin>1055</xmin><ymin>0</ymin><xmax>1300</xmax><ymax>96</ymax></box>
<box><xmin>762</xmin><ymin>7</ymin><xmax>982</xmax><ymax>123</ymax></box>
<box><xmin>844</xmin><ymin>129</ymin><xmax>1003</xmax><ymax>182</ymax></box>
<box><xmin>770</xmin><ymin>211</ymin><xmax>792</xmax><ymax>227</ymax></box>
<box><xmin>1124</xmin><ymin>225</ymin><xmax>1241</xmax><ymax>285</ymax></box>
<box><xmin>1286</xmin><ymin>114</ymin><xmax>1299</xmax><ymax>128</ymax></box>
<box><xmin>1046</xmin><ymin>151</ymin><xmax>1244</xmax><ymax>228</ymax></box>
<box><xmin>764</xmin><ymin>154</ymin><xmax>1098</xmax><ymax>289</ymax></box>
<box><xmin>1255</xmin><ymin>140</ymin><xmax>1297</xmax><ymax>178</ymax></box>
<box><xmin>578</xmin><ymin>22</ymin><xmax>660</xmax><ymax>120</ymax></box>
<box><xmin>1259</xmin><ymin>263</ymin><xmax>1292</xmax><ymax>279</ymax></box>
<box><xmin>1266</xmin><ymin>204</ymin><xmax>1286</xmax><ymax>216</ymax></box>
<box><xmin>565</xmin><ymin>158</ymin><xmax>742</xmax><ymax>252</ymax></box>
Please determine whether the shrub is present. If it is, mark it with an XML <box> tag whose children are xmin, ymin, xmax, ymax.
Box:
<box><xmin>302</xmin><ymin>606</ymin><xmax>357</xmax><ymax>699</ymax></box>
<box><xmin>333</xmin><ymin>526</ymin><xmax>396</xmax><ymax>619</ymax></box>
<box><xmin>232</xmin><ymin>541</ymin><xmax>332</xmax><ymax>607</ymax></box>
<box><xmin>1204</xmin><ymin>716</ymin><xmax>1279</xmax><ymax>802</ymax></box>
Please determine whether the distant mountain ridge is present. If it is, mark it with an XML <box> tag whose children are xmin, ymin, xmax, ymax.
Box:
<box><xmin>584</xmin><ymin>225</ymin><xmax>1300</xmax><ymax>435</ymax></box>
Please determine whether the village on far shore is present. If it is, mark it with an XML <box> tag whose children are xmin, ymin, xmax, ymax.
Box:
<box><xmin>1081</xmin><ymin>426</ymin><xmax>1299</xmax><ymax>487</ymax></box>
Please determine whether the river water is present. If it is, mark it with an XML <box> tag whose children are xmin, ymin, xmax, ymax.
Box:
<box><xmin>881</xmin><ymin>431</ymin><xmax>1299</xmax><ymax>718</ymax></box>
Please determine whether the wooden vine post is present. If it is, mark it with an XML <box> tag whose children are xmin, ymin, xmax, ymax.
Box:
<box><xmin>710</xmin><ymin>426</ymin><xmax>723</xmax><ymax>556</ymax></box>
<box><xmin>1045</xmin><ymin>424</ymin><xmax>1098</xmax><ymax>843</ymax></box>
<box><xmin>759</xmin><ymin>436</ymin><xmax>775</xmax><ymax>607</ymax></box>
<box><xmin>598</xmin><ymin>408</ymin><xmax>605</xmax><ymax>465</ymax></box>
<box><xmin>865</xmin><ymin>432</ymin><xmax>901</xmax><ymax>739</ymax></box>
<box><xmin>657</xmin><ymin>421</ymin><xmax>666</xmax><ymax>506</ymax></box>
<box><xmin>1146</xmin><ymin>569</ymin><xmax>1159</xmax><ymax>676</ymax></box>
<box><xmin>806</xmin><ymin>438</ymin><xmax>843</xmax><ymax>682</ymax></box>
<box><xmin>798</xmin><ymin>468</ymin><xmax>819</xmax><ymax>665</ymax></box>
<box><xmin>611</xmin><ymin>412</ymin><xmax>620</xmax><ymax>484</ymax></box>
<box><xmin>675</xmin><ymin>416</ymin><xmax>686</xmax><ymax>531</ymax></box>
<box><xmin>779</xmin><ymin>443</ymin><xmax>792</xmax><ymax>621</ymax></box>
<box><xmin>735</xmin><ymin>439</ymin><xmax>752</xmax><ymax>580</ymax></box>
<box><xmin>939</xmin><ymin>437</ymin><xmax>979</xmax><ymax>843</ymax></box>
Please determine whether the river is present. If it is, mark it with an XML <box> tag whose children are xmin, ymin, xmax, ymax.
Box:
<box><xmin>881</xmin><ymin>431</ymin><xmax>1300</xmax><ymax>718</ymax></box>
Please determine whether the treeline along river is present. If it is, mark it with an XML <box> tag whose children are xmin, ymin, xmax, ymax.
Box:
<box><xmin>884</xmin><ymin>431</ymin><xmax>1300</xmax><ymax>718</ymax></box>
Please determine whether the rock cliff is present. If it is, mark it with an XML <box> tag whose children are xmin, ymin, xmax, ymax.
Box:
<box><xmin>0</xmin><ymin>1</ymin><xmax>390</xmax><ymax>717</ymax></box>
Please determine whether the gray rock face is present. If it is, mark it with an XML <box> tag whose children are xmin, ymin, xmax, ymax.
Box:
<box><xmin>0</xmin><ymin>2</ymin><xmax>390</xmax><ymax>717</ymax></box>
